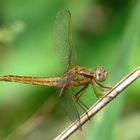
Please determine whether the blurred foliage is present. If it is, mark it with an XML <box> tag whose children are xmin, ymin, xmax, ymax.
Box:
<box><xmin>0</xmin><ymin>21</ymin><xmax>26</xmax><ymax>46</ymax></box>
<box><xmin>0</xmin><ymin>0</ymin><xmax>140</xmax><ymax>140</ymax></box>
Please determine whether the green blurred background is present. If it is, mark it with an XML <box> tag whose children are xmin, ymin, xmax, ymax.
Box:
<box><xmin>0</xmin><ymin>0</ymin><xmax>140</xmax><ymax>140</ymax></box>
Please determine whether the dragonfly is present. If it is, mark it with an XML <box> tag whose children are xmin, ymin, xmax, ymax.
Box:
<box><xmin>0</xmin><ymin>10</ymin><xmax>110</xmax><ymax>128</ymax></box>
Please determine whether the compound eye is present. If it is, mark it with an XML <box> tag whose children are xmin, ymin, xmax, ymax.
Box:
<box><xmin>97</xmin><ymin>72</ymin><xmax>101</xmax><ymax>78</ymax></box>
<box><xmin>103</xmin><ymin>69</ymin><xmax>108</xmax><ymax>77</ymax></box>
<box><xmin>96</xmin><ymin>71</ymin><xmax>102</xmax><ymax>81</ymax></box>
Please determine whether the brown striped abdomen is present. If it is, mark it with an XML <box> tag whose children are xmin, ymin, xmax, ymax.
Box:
<box><xmin>0</xmin><ymin>75</ymin><xmax>61</xmax><ymax>87</ymax></box>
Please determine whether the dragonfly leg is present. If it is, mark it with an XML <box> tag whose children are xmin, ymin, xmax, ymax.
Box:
<box><xmin>95</xmin><ymin>80</ymin><xmax>111</xmax><ymax>91</ymax></box>
<box><xmin>76</xmin><ymin>96</ymin><xmax>89</xmax><ymax>110</ymax></box>
<box><xmin>76</xmin><ymin>99</ymin><xmax>90</xmax><ymax>120</ymax></box>
<box><xmin>92</xmin><ymin>81</ymin><xmax>103</xmax><ymax>98</ymax></box>
<box><xmin>75</xmin><ymin>85</ymin><xmax>88</xmax><ymax>100</ymax></box>
<box><xmin>75</xmin><ymin>85</ymin><xmax>90</xmax><ymax>120</ymax></box>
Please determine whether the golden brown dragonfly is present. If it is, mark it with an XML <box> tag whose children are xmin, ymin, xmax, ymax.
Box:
<box><xmin>0</xmin><ymin>10</ymin><xmax>110</xmax><ymax>127</ymax></box>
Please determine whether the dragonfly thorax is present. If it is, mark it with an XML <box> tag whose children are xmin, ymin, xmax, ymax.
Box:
<box><xmin>60</xmin><ymin>66</ymin><xmax>94</xmax><ymax>87</ymax></box>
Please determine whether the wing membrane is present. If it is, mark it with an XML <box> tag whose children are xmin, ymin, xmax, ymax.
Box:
<box><xmin>60</xmin><ymin>88</ymin><xmax>81</xmax><ymax>129</ymax></box>
<box><xmin>53</xmin><ymin>10</ymin><xmax>75</xmax><ymax>71</ymax></box>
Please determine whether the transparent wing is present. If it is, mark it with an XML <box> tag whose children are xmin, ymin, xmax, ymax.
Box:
<box><xmin>53</xmin><ymin>10</ymin><xmax>75</xmax><ymax>71</ymax></box>
<box><xmin>60</xmin><ymin>88</ymin><xmax>81</xmax><ymax>129</ymax></box>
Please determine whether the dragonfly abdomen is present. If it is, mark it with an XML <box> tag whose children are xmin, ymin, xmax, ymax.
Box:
<box><xmin>0</xmin><ymin>75</ymin><xmax>61</xmax><ymax>87</ymax></box>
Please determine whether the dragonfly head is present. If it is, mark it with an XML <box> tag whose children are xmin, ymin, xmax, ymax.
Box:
<box><xmin>95</xmin><ymin>66</ymin><xmax>108</xmax><ymax>82</ymax></box>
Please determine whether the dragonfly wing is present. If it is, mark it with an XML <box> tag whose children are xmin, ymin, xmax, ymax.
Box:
<box><xmin>53</xmin><ymin>10</ymin><xmax>75</xmax><ymax>71</ymax></box>
<box><xmin>60</xmin><ymin>88</ymin><xmax>81</xmax><ymax>129</ymax></box>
